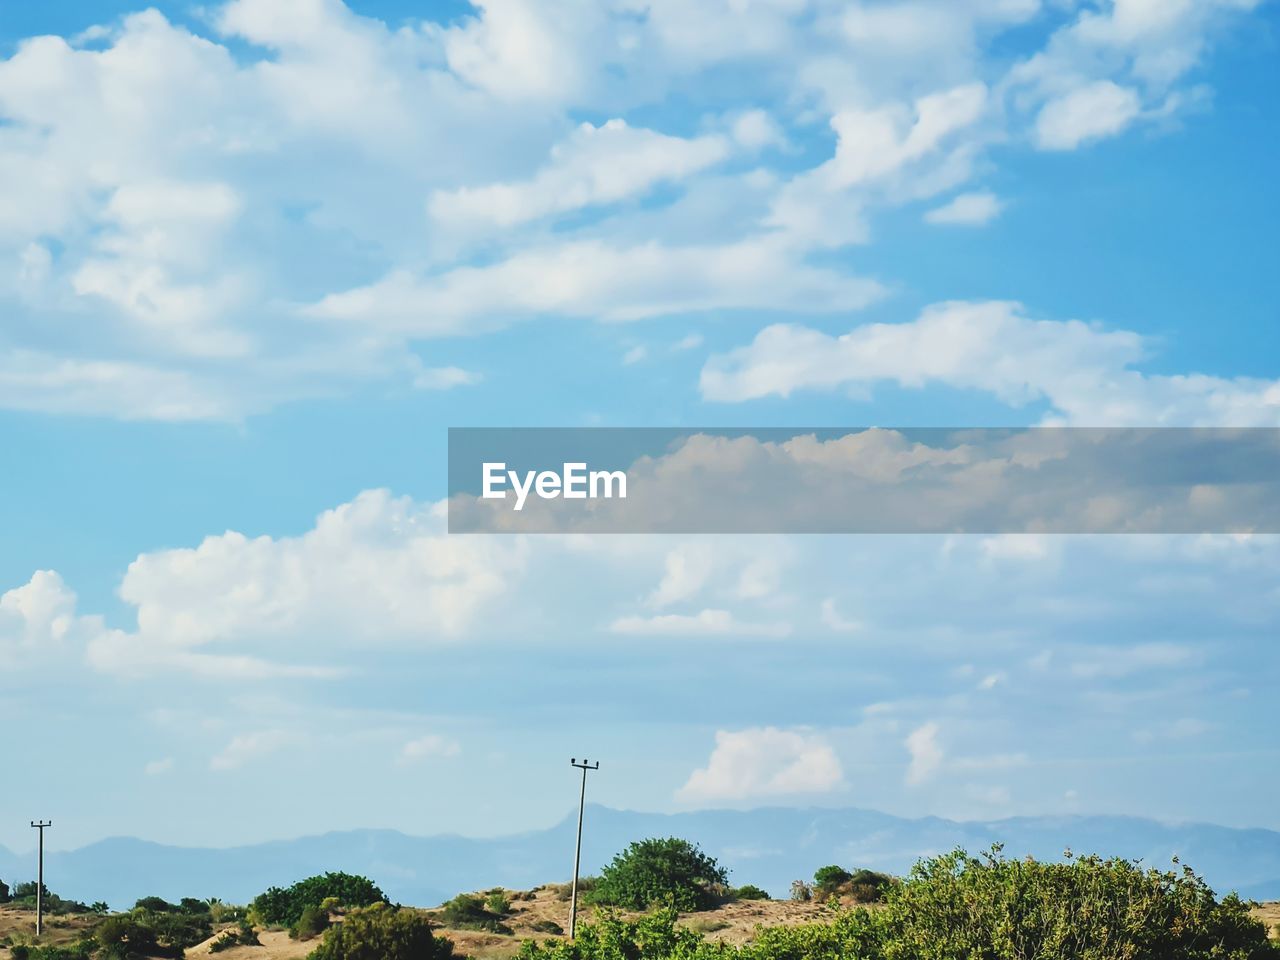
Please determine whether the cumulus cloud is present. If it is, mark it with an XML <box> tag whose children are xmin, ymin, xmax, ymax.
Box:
<box><xmin>677</xmin><ymin>727</ymin><xmax>844</xmax><ymax>802</ymax></box>
<box><xmin>65</xmin><ymin>490</ymin><xmax>527</xmax><ymax>678</ymax></box>
<box><xmin>699</xmin><ymin>300</ymin><xmax>1280</xmax><ymax>426</ymax></box>
<box><xmin>0</xmin><ymin>0</ymin><xmax>1261</xmax><ymax>419</ymax></box>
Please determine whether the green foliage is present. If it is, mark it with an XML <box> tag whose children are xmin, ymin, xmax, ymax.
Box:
<box><xmin>8</xmin><ymin>881</ymin><xmax>91</xmax><ymax>916</ymax></box>
<box><xmin>812</xmin><ymin>866</ymin><xmax>852</xmax><ymax>898</ymax></box>
<box><xmin>133</xmin><ymin>896</ymin><xmax>173</xmax><ymax>913</ymax></box>
<box><xmin>292</xmin><ymin>904</ymin><xmax>332</xmax><ymax>940</ymax></box>
<box><xmin>8</xmin><ymin>944</ymin><xmax>94</xmax><ymax>960</ymax></box>
<box><xmin>485</xmin><ymin>889</ymin><xmax>512</xmax><ymax>915</ymax></box>
<box><xmin>515</xmin><ymin>908</ymin><xmax>711</xmax><ymax>960</ymax></box>
<box><xmin>590</xmin><ymin>838</ymin><xmax>729</xmax><ymax>912</ymax></box>
<box><xmin>529</xmin><ymin>919</ymin><xmax>565</xmax><ymax>935</ymax></box>
<box><xmin>879</xmin><ymin>846</ymin><xmax>1278</xmax><ymax>960</ymax></box>
<box><xmin>252</xmin><ymin>872</ymin><xmax>388</xmax><ymax>927</ymax></box>
<box><xmin>0</xmin><ymin>878</ymin><xmax>10</xmax><ymax>903</ymax></box>
<box><xmin>94</xmin><ymin>915</ymin><xmax>168</xmax><ymax>960</ymax></box>
<box><xmin>307</xmin><ymin>903</ymin><xmax>457</xmax><ymax>960</ymax></box>
<box><xmin>439</xmin><ymin>893</ymin><xmax>513</xmax><ymax>934</ymax></box>
<box><xmin>731</xmin><ymin>885</ymin><xmax>771</xmax><ymax>901</ymax></box>
<box><xmin>210</xmin><ymin>920</ymin><xmax>261</xmax><ymax>953</ymax></box>
<box><xmin>515</xmin><ymin>848</ymin><xmax>1280</xmax><ymax>960</ymax></box>
<box><xmin>845</xmin><ymin>870</ymin><xmax>895</xmax><ymax>904</ymax></box>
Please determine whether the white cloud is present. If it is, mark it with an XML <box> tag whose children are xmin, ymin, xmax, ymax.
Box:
<box><xmin>820</xmin><ymin>598</ymin><xmax>863</xmax><ymax>633</ymax></box>
<box><xmin>429</xmin><ymin>119</ymin><xmax>729</xmax><ymax>232</ymax></box>
<box><xmin>609</xmin><ymin>608</ymin><xmax>791</xmax><ymax>638</ymax></box>
<box><xmin>80</xmin><ymin>490</ymin><xmax>528</xmax><ymax>678</ymax></box>
<box><xmin>905</xmin><ymin>721</ymin><xmax>944</xmax><ymax>784</ymax></box>
<box><xmin>1035</xmin><ymin>81</ymin><xmax>1143</xmax><ymax>151</ymax></box>
<box><xmin>413</xmin><ymin>365</ymin><xmax>481</xmax><ymax>390</ymax></box>
<box><xmin>622</xmin><ymin>345</ymin><xmax>648</xmax><ymax>366</ymax></box>
<box><xmin>700</xmin><ymin>300</ymin><xmax>1280</xmax><ymax>426</ymax></box>
<box><xmin>400</xmin><ymin>734</ymin><xmax>462</xmax><ymax>763</ymax></box>
<box><xmin>924</xmin><ymin>190</ymin><xmax>1004</xmax><ymax>225</ymax></box>
<box><xmin>306</xmin><ymin>237</ymin><xmax>887</xmax><ymax>334</ymax></box>
<box><xmin>210</xmin><ymin>729</ymin><xmax>295</xmax><ymax>771</ymax></box>
<box><xmin>677</xmin><ymin>727</ymin><xmax>844</xmax><ymax>802</ymax></box>
<box><xmin>0</xmin><ymin>0</ymin><xmax>1263</xmax><ymax>420</ymax></box>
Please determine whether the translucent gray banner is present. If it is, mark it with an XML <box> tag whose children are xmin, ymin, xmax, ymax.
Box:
<box><xmin>447</xmin><ymin>428</ymin><xmax>1280</xmax><ymax>534</ymax></box>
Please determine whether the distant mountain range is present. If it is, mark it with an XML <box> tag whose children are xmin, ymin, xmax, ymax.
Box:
<box><xmin>2</xmin><ymin>805</ymin><xmax>1277</xmax><ymax>910</ymax></box>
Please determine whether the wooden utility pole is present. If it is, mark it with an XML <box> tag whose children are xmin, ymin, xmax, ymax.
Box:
<box><xmin>30</xmin><ymin>821</ymin><xmax>51</xmax><ymax>938</ymax></box>
<box><xmin>568</xmin><ymin>759</ymin><xmax>599</xmax><ymax>940</ymax></box>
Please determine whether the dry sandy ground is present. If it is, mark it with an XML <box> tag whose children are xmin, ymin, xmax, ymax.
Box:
<box><xmin>3</xmin><ymin>894</ymin><xmax>1278</xmax><ymax>960</ymax></box>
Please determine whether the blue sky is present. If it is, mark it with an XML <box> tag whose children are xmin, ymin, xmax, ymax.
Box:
<box><xmin>0</xmin><ymin>0</ymin><xmax>1278</xmax><ymax>853</ymax></box>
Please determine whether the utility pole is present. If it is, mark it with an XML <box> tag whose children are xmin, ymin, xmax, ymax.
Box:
<box><xmin>568</xmin><ymin>758</ymin><xmax>599</xmax><ymax>940</ymax></box>
<box><xmin>30</xmin><ymin>821</ymin><xmax>51</xmax><ymax>938</ymax></box>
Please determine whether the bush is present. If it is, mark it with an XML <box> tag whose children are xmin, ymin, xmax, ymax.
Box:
<box><xmin>485</xmin><ymin>889</ymin><xmax>512</xmax><ymax>915</ymax></box>
<box><xmin>812</xmin><ymin>865</ymin><xmax>852</xmax><ymax>898</ymax></box>
<box><xmin>291</xmin><ymin>904</ymin><xmax>331</xmax><ymax>940</ymax></box>
<box><xmin>514</xmin><ymin>848</ymin><xmax>1280</xmax><ymax>960</ymax></box>
<box><xmin>9</xmin><ymin>946</ymin><xmax>94</xmax><ymax>960</ymax></box>
<box><xmin>878</xmin><ymin>846</ymin><xmax>1278</xmax><ymax>960</ymax></box>
<box><xmin>590</xmin><ymin>838</ymin><xmax>729</xmax><ymax>912</ymax></box>
<box><xmin>252</xmin><ymin>872</ymin><xmax>388</xmax><ymax>927</ymax></box>
<box><xmin>529</xmin><ymin>919</ymin><xmax>564</xmax><ymax>935</ymax></box>
<box><xmin>731</xmin><ymin>885</ymin><xmax>771</xmax><ymax>901</ymax></box>
<box><xmin>439</xmin><ymin>893</ymin><xmax>512</xmax><ymax>934</ymax></box>
<box><xmin>308</xmin><ymin>904</ymin><xmax>457</xmax><ymax>960</ymax></box>
<box><xmin>846</xmin><ymin>869</ymin><xmax>895</xmax><ymax>904</ymax></box>
<box><xmin>0</xmin><ymin>879</ymin><xmax>9</xmax><ymax>904</ymax></box>
<box><xmin>210</xmin><ymin>920</ymin><xmax>260</xmax><ymax>953</ymax></box>
<box><xmin>94</xmin><ymin>916</ymin><xmax>169</xmax><ymax>960</ymax></box>
<box><xmin>788</xmin><ymin>880</ymin><xmax>811</xmax><ymax>902</ymax></box>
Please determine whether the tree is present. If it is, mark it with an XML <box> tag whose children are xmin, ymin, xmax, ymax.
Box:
<box><xmin>252</xmin><ymin>872</ymin><xmax>387</xmax><ymax>926</ymax></box>
<box><xmin>590</xmin><ymin>838</ymin><xmax>728</xmax><ymax>912</ymax></box>
<box><xmin>812</xmin><ymin>865</ymin><xmax>852</xmax><ymax>899</ymax></box>
<box><xmin>0</xmin><ymin>878</ymin><xmax>9</xmax><ymax>904</ymax></box>
<box><xmin>308</xmin><ymin>904</ymin><xmax>456</xmax><ymax>960</ymax></box>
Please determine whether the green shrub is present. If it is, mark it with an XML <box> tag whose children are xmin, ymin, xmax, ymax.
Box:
<box><xmin>788</xmin><ymin>880</ymin><xmax>811</xmax><ymax>902</ymax></box>
<box><xmin>439</xmin><ymin>893</ymin><xmax>512</xmax><ymax>934</ymax></box>
<box><xmin>308</xmin><ymin>903</ymin><xmax>456</xmax><ymax>960</ymax></box>
<box><xmin>210</xmin><ymin>920</ymin><xmax>260</xmax><ymax>952</ymax></box>
<box><xmin>846</xmin><ymin>869</ymin><xmax>895</xmax><ymax>904</ymax></box>
<box><xmin>292</xmin><ymin>904</ymin><xmax>331</xmax><ymax>940</ymax></box>
<box><xmin>486</xmin><ymin>889</ymin><xmax>512</xmax><ymax>915</ymax></box>
<box><xmin>134</xmin><ymin>896</ymin><xmax>174</xmax><ymax>913</ymax></box>
<box><xmin>514</xmin><ymin>848</ymin><xmax>1280</xmax><ymax>960</ymax></box>
<box><xmin>7</xmin><ymin>948</ymin><xmax>91</xmax><ymax>960</ymax></box>
<box><xmin>812</xmin><ymin>865</ymin><xmax>852</xmax><ymax>898</ymax></box>
<box><xmin>529</xmin><ymin>919</ymin><xmax>564</xmax><ymax>935</ymax></box>
<box><xmin>94</xmin><ymin>915</ymin><xmax>172</xmax><ymax>960</ymax></box>
<box><xmin>879</xmin><ymin>846</ymin><xmax>1278</xmax><ymax>960</ymax></box>
<box><xmin>731</xmin><ymin>885</ymin><xmax>771</xmax><ymax>901</ymax></box>
<box><xmin>590</xmin><ymin>838</ymin><xmax>729</xmax><ymax>912</ymax></box>
<box><xmin>516</xmin><ymin>908</ymin><xmax>706</xmax><ymax>960</ymax></box>
<box><xmin>252</xmin><ymin>872</ymin><xmax>387</xmax><ymax>927</ymax></box>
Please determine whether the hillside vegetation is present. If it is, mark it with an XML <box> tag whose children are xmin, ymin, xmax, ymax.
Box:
<box><xmin>0</xmin><ymin>842</ymin><xmax>1276</xmax><ymax>960</ymax></box>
